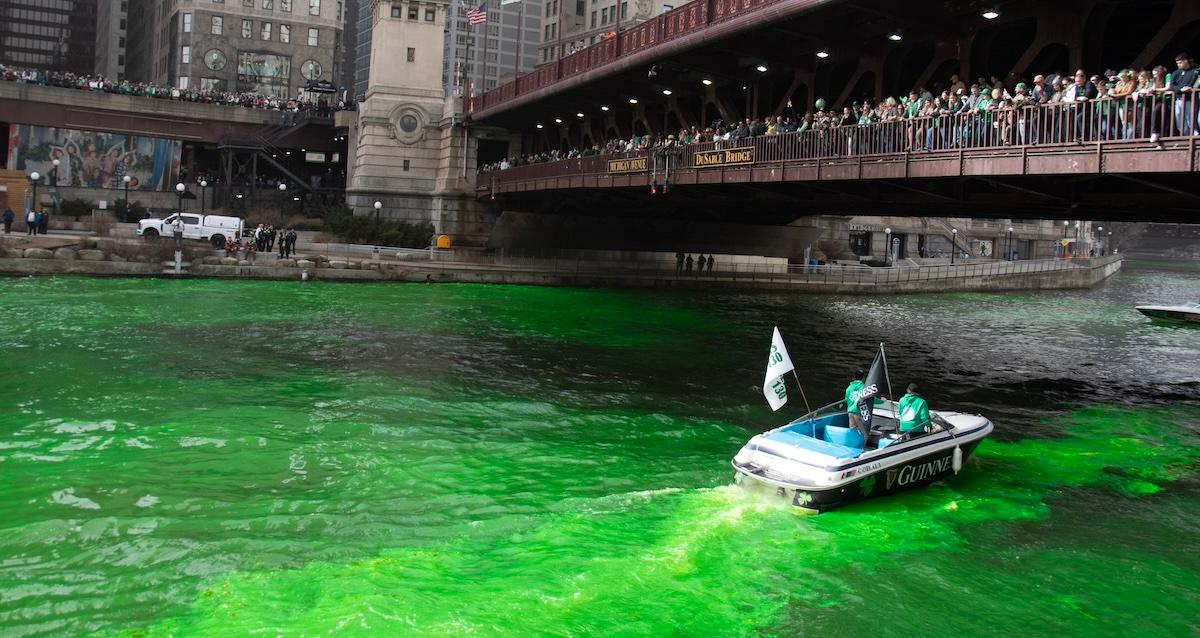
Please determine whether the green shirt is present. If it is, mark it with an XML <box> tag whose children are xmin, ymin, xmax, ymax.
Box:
<box><xmin>897</xmin><ymin>393</ymin><xmax>930</xmax><ymax>432</ymax></box>
<box><xmin>844</xmin><ymin>381</ymin><xmax>865</xmax><ymax>414</ymax></box>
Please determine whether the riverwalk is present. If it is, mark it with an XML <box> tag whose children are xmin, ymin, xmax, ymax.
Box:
<box><xmin>0</xmin><ymin>234</ymin><xmax>1122</xmax><ymax>293</ymax></box>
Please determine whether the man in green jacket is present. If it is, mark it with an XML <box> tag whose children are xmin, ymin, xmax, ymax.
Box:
<box><xmin>845</xmin><ymin>370</ymin><xmax>866</xmax><ymax>434</ymax></box>
<box><xmin>897</xmin><ymin>383</ymin><xmax>932</xmax><ymax>434</ymax></box>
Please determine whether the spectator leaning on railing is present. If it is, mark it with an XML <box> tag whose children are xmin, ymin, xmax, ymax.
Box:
<box><xmin>0</xmin><ymin>63</ymin><xmax>356</xmax><ymax>115</ymax></box>
<box><xmin>479</xmin><ymin>52</ymin><xmax>1200</xmax><ymax>174</ymax></box>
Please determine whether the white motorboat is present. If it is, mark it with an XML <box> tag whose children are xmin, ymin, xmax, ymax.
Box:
<box><xmin>733</xmin><ymin>332</ymin><xmax>992</xmax><ymax>513</ymax></box>
<box><xmin>1136</xmin><ymin>303</ymin><xmax>1200</xmax><ymax>325</ymax></box>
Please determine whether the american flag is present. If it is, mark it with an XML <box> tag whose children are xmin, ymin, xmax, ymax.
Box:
<box><xmin>466</xmin><ymin>3</ymin><xmax>487</xmax><ymax>25</ymax></box>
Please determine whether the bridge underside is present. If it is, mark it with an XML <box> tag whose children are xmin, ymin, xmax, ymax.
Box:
<box><xmin>473</xmin><ymin>0</ymin><xmax>1200</xmax><ymax>152</ymax></box>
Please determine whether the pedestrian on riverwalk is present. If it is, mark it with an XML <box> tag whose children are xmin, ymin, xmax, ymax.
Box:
<box><xmin>26</xmin><ymin>210</ymin><xmax>37</xmax><ymax>236</ymax></box>
<box><xmin>685</xmin><ymin>254</ymin><xmax>694</xmax><ymax>274</ymax></box>
<box><xmin>675</xmin><ymin>252</ymin><xmax>684</xmax><ymax>274</ymax></box>
<box><xmin>286</xmin><ymin>229</ymin><xmax>297</xmax><ymax>257</ymax></box>
<box><xmin>706</xmin><ymin>254</ymin><xmax>715</xmax><ymax>273</ymax></box>
<box><xmin>2</xmin><ymin>208</ymin><xmax>13</xmax><ymax>234</ymax></box>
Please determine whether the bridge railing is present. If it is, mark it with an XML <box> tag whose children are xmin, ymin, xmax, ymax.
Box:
<box><xmin>485</xmin><ymin>93</ymin><xmax>1198</xmax><ymax>187</ymax></box>
<box><xmin>466</xmin><ymin>0</ymin><xmax>790</xmax><ymax>114</ymax></box>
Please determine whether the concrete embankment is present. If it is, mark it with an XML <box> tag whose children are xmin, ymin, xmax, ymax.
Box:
<box><xmin>0</xmin><ymin>238</ymin><xmax>1122</xmax><ymax>293</ymax></box>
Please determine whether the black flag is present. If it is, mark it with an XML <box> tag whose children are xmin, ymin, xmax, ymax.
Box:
<box><xmin>856</xmin><ymin>344</ymin><xmax>891</xmax><ymax>430</ymax></box>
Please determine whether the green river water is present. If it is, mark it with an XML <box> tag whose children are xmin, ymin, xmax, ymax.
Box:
<box><xmin>1</xmin><ymin>261</ymin><xmax>1198</xmax><ymax>637</ymax></box>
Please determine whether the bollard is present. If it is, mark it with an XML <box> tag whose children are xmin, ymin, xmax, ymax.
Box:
<box><xmin>302</xmin><ymin>270</ymin><xmax>309</xmax><ymax>281</ymax></box>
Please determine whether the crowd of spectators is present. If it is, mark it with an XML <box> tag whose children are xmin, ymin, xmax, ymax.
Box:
<box><xmin>0</xmin><ymin>64</ymin><xmax>353</xmax><ymax>116</ymax></box>
<box><xmin>482</xmin><ymin>52</ymin><xmax>1200</xmax><ymax>172</ymax></box>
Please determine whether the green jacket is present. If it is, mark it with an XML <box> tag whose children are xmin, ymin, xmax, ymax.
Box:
<box><xmin>897</xmin><ymin>393</ymin><xmax>931</xmax><ymax>432</ymax></box>
<box><xmin>844</xmin><ymin>381</ymin><xmax>865</xmax><ymax>414</ymax></box>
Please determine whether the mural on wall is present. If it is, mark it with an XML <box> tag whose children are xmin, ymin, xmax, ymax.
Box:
<box><xmin>6</xmin><ymin>124</ymin><xmax>182</xmax><ymax>191</ymax></box>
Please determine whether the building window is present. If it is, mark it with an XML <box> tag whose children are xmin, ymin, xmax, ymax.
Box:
<box><xmin>263</xmin><ymin>0</ymin><xmax>273</xmax><ymax>8</ymax></box>
<box><xmin>211</xmin><ymin>15</ymin><xmax>223</xmax><ymax>33</ymax></box>
<box><xmin>424</xmin><ymin>6</ymin><xmax>434</xmax><ymax>20</ymax></box>
<box><xmin>118</xmin><ymin>54</ymin><xmax>125</xmax><ymax>66</ymax></box>
<box><xmin>575</xmin><ymin>0</ymin><xmax>583</xmax><ymax>14</ymax></box>
<box><xmin>403</xmin><ymin>159</ymin><xmax>410</xmax><ymax>171</ymax></box>
<box><xmin>281</xmin><ymin>0</ymin><xmax>291</xmax><ymax>10</ymax></box>
<box><xmin>336</xmin><ymin>0</ymin><xmax>342</xmax><ymax>20</ymax></box>
<box><xmin>212</xmin><ymin>0</ymin><xmax>223</xmax><ymax>3</ymax></box>
<box><xmin>179</xmin><ymin>76</ymin><xmax>190</xmax><ymax>88</ymax></box>
<box><xmin>600</xmin><ymin>7</ymin><xmax>606</xmax><ymax>22</ymax></box>
<box><xmin>391</xmin><ymin>5</ymin><xmax>401</xmax><ymax>16</ymax></box>
<box><xmin>307</xmin><ymin>27</ymin><xmax>318</xmax><ymax>45</ymax></box>
<box><xmin>620</xmin><ymin>1</ymin><xmax>626</xmax><ymax>19</ymax></box>
<box><xmin>120</xmin><ymin>18</ymin><xmax>127</xmax><ymax>29</ymax></box>
<box><xmin>119</xmin><ymin>36</ymin><xmax>126</xmax><ymax>47</ymax></box>
<box><xmin>279</xmin><ymin>24</ymin><xmax>290</xmax><ymax>42</ymax></box>
<box><xmin>308</xmin><ymin>0</ymin><xmax>319</xmax><ymax>15</ymax></box>
<box><xmin>243</xmin><ymin>0</ymin><xmax>252</xmax><ymax>5</ymax></box>
<box><xmin>182</xmin><ymin>12</ymin><xmax>192</xmax><ymax>31</ymax></box>
<box><xmin>406</xmin><ymin>46</ymin><xmax>415</xmax><ymax>62</ymax></box>
<box><xmin>590</xmin><ymin>10</ymin><xmax>595</xmax><ymax>27</ymax></box>
<box><xmin>181</xmin><ymin>45</ymin><xmax>191</xmax><ymax>63</ymax></box>
<box><xmin>407</xmin><ymin>5</ymin><xmax>417</xmax><ymax>19</ymax></box>
<box><xmin>242</xmin><ymin>19</ymin><xmax>252</xmax><ymax>37</ymax></box>
<box><xmin>261</xmin><ymin>21</ymin><xmax>271</xmax><ymax>39</ymax></box>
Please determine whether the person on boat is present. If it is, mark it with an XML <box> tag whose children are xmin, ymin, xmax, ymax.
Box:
<box><xmin>897</xmin><ymin>383</ymin><xmax>932</xmax><ymax>434</ymax></box>
<box><xmin>845</xmin><ymin>370</ymin><xmax>867</xmax><ymax>435</ymax></box>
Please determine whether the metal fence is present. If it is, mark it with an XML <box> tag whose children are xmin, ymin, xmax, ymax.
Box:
<box><xmin>426</xmin><ymin>251</ymin><xmax>1122</xmax><ymax>285</ymax></box>
<box><xmin>483</xmin><ymin>92</ymin><xmax>1200</xmax><ymax>188</ymax></box>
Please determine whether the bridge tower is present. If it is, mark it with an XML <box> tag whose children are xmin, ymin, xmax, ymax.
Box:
<box><xmin>345</xmin><ymin>0</ymin><xmax>493</xmax><ymax>246</ymax></box>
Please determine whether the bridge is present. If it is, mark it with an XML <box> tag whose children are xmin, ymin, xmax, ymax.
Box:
<box><xmin>0</xmin><ymin>82</ymin><xmax>342</xmax><ymax>205</ymax></box>
<box><xmin>465</xmin><ymin>0</ymin><xmax>1200</xmax><ymax>224</ymax></box>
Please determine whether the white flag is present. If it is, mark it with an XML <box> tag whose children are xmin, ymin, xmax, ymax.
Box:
<box><xmin>500</xmin><ymin>0</ymin><xmax>521</xmax><ymax>4</ymax></box>
<box><xmin>762</xmin><ymin>327</ymin><xmax>795</xmax><ymax>411</ymax></box>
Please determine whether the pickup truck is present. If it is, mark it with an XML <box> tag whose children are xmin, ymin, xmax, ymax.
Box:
<box><xmin>138</xmin><ymin>213</ymin><xmax>244</xmax><ymax>248</ymax></box>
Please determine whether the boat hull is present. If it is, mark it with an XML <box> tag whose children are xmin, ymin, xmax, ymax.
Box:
<box><xmin>1136</xmin><ymin>307</ymin><xmax>1200</xmax><ymax>325</ymax></box>
<box><xmin>734</xmin><ymin>437</ymin><xmax>985</xmax><ymax>513</ymax></box>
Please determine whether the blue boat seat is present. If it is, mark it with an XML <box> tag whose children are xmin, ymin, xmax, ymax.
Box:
<box><xmin>763</xmin><ymin>430</ymin><xmax>862</xmax><ymax>458</ymax></box>
<box><xmin>823</xmin><ymin>425</ymin><xmax>865</xmax><ymax>450</ymax></box>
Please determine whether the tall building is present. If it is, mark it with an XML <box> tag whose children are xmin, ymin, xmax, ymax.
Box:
<box><xmin>354</xmin><ymin>0</ymin><xmax>541</xmax><ymax>100</ymax></box>
<box><xmin>352</xmin><ymin>0</ymin><xmax>371</xmax><ymax>97</ymax></box>
<box><xmin>0</xmin><ymin>0</ymin><xmax>99</xmax><ymax>73</ymax></box>
<box><xmin>538</xmin><ymin>0</ymin><xmax>673</xmax><ymax>64</ymax></box>
<box><xmin>95</xmin><ymin>0</ymin><xmax>129</xmax><ymax>79</ymax></box>
<box><xmin>447</xmin><ymin>0</ymin><xmax>542</xmax><ymax>95</ymax></box>
<box><xmin>125</xmin><ymin>0</ymin><xmax>344</xmax><ymax>98</ymax></box>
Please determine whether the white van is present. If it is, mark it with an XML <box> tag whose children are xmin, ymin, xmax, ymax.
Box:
<box><xmin>138</xmin><ymin>213</ymin><xmax>244</xmax><ymax>247</ymax></box>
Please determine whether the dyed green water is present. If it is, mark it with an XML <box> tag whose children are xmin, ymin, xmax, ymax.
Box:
<box><xmin>0</xmin><ymin>261</ymin><xmax>1197</xmax><ymax>637</ymax></box>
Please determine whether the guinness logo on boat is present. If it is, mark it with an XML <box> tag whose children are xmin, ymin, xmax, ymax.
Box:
<box><xmin>886</xmin><ymin>468</ymin><xmax>898</xmax><ymax>490</ymax></box>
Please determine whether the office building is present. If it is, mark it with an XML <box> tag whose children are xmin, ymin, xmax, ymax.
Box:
<box><xmin>95</xmin><ymin>0</ymin><xmax>129</xmax><ymax>78</ymax></box>
<box><xmin>0</xmin><ymin>0</ymin><xmax>99</xmax><ymax>73</ymax></box>
<box><xmin>539</xmin><ymin>0</ymin><xmax>675</xmax><ymax>64</ymax></box>
<box><xmin>125</xmin><ymin>0</ymin><xmax>344</xmax><ymax>98</ymax></box>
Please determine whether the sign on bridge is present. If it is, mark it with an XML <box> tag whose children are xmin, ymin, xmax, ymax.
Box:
<box><xmin>608</xmin><ymin>157</ymin><xmax>648</xmax><ymax>173</ymax></box>
<box><xmin>694</xmin><ymin>146</ymin><xmax>754</xmax><ymax>168</ymax></box>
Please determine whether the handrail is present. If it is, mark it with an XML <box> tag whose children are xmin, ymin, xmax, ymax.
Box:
<box><xmin>484</xmin><ymin>93</ymin><xmax>1198</xmax><ymax>189</ymax></box>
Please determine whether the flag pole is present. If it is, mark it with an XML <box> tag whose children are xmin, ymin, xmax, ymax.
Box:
<box><xmin>790</xmin><ymin>369</ymin><xmax>812</xmax><ymax>416</ymax></box>
<box><xmin>481</xmin><ymin>4</ymin><xmax>491</xmax><ymax>94</ymax></box>
<box><xmin>879</xmin><ymin>342</ymin><xmax>892</xmax><ymax>399</ymax></box>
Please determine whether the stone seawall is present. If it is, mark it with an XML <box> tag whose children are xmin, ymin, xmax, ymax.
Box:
<box><xmin>0</xmin><ymin>249</ymin><xmax>1123</xmax><ymax>293</ymax></box>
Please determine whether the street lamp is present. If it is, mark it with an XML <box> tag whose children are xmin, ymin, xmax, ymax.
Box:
<box><xmin>884</xmin><ymin>227</ymin><xmax>892</xmax><ymax>266</ymax></box>
<box><xmin>122</xmin><ymin>175</ymin><xmax>132</xmax><ymax>220</ymax></box>
<box><xmin>200</xmin><ymin>180</ymin><xmax>208</xmax><ymax>215</ymax></box>
<box><xmin>28</xmin><ymin>171</ymin><xmax>40</xmax><ymax>229</ymax></box>
<box><xmin>278</xmin><ymin>182</ymin><xmax>287</xmax><ymax>214</ymax></box>
<box><xmin>51</xmin><ymin>158</ymin><xmax>60</xmax><ymax>186</ymax></box>
<box><xmin>1006</xmin><ymin>226</ymin><xmax>1014</xmax><ymax>261</ymax></box>
<box><xmin>950</xmin><ymin>228</ymin><xmax>958</xmax><ymax>265</ymax></box>
<box><xmin>175</xmin><ymin>182</ymin><xmax>185</xmax><ymax>212</ymax></box>
<box><xmin>373</xmin><ymin>201</ymin><xmax>382</xmax><ymax>245</ymax></box>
